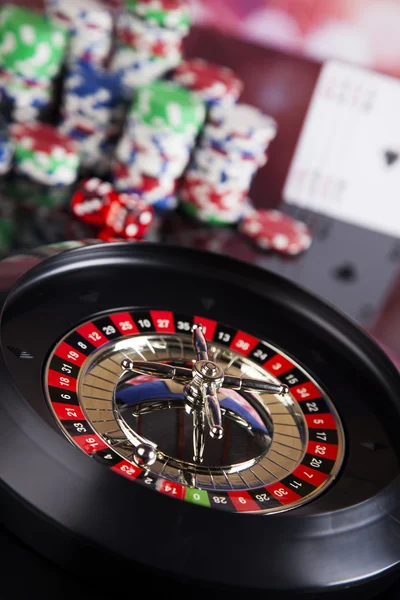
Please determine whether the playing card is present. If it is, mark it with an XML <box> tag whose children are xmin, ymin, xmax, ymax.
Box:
<box><xmin>283</xmin><ymin>60</ymin><xmax>400</xmax><ymax>238</ymax></box>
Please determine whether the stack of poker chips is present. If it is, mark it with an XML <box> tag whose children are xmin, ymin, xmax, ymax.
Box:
<box><xmin>180</xmin><ymin>104</ymin><xmax>278</xmax><ymax>225</ymax></box>
<box><xmin>0</xmin><ymin>5</ymin><xmax>68</xmax><ymax>123</ymax></box>
<box><xmin>0</xmin><ymin>116</ymin><xmax>12</xmax><ymax>177</ymax></box>
<box><xmin>113</xmin><ymin>80</ymin><xmax>206</xmax><ymax>211</ymax></box>
<box><xmin>46</xmin><ymin>0</ymin><xmax>113</xmax><ymax>67</ymax></box>
<box><xmin>171</xmin><ymin>59</ymin><xmax>244</xmax><ymax>118</ymax></box>
<box><xmin>111</xmin><ymin>0</ymin><xmax>191</xmax><ymax>99</ymax></box>
<box><xmin>60</xmin><ymin>61</ymin><xmax>125</xmax><ymax>174</ymax></box>
<box><xmin>11</xmin><ymin>123</ymin><xmax>80</xmax><ymax>187</ymax></box>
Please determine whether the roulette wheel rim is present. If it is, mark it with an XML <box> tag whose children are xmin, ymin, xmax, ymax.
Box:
<box><xmin>0</xmin><ymin>240</ymin><xmax>399</xmax><ymax>598</ymax></box>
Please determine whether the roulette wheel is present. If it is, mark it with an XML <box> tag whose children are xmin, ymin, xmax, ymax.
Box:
<box><xmin>1</xmin><ymin>239</ymin><xmax>400</xmax><ymax>599</ymax></box>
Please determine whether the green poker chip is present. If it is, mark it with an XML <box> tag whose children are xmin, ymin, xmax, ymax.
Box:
<box><xmin>132</xmin><ymin>81</ymin><xmax>205</xmax><ymax>135</ymax></box>
<box><xmin>14</xmin><ymin>146</ymin><xmax>78</xmax><ymax>173</ymax></box>
<box><xmin>0</xmin><ymin>5</ymin><xmax>67</xmax><ymax>80</ymax></box>
<box><xmin>125</xmin><ymin>0</ymin><xmax>191</xmax><ymax>31</ymax></box>
<box><xmin>14</xmin><ymin>147</ymin><xmax>79</xmax><ymax>186</ymax></box>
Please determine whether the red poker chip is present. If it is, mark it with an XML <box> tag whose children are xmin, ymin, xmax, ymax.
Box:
<box><xmin>11</xmin><ymin>123</ymin><xmax>77</xmax><ymax>156</ymax></box>
<box><xmin>239</xmin><ymin>209</ymin><xmax>312</xmax><ymax>256</ymax></box>
<box><xmin>173</xmin><ymin>59</ymin><xmax>243</xmax><ymax>100</ymax></box>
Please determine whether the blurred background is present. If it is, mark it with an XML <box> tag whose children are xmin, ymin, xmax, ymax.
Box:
<box><xmin>192</xmin><ymin>0</ymin><xmax>400</xmax><ymax>77</ymax></box>
<box><xmin>19</xmin><ymin>0</ymin><xmax>400</xmax><ymax>77</ymax></box>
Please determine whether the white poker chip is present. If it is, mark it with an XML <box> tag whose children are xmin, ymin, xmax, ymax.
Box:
<box><xmin>115</xmin><ymin>130</ymin><xmax>191</xmax><ymax>180</ymax></box>
<box><xmin>190</xmin><ymin>147</ymin><xmax>259</xmax><ymax>188</ymax></box>
<box><xmin>209</xmin><ymin>104</ymin><xmax>278</xmax><ymax>144</ymax></box>
<box><xmin>110</xmin><ymin>45</ymin><xmax>181</xmax><ymax>93</ymax></box>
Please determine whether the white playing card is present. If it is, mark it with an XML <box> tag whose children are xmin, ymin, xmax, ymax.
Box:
<box><xmin>283</xmin><ymin>60</ymin><xmax>400</xmax><ymax>238</ymax></box>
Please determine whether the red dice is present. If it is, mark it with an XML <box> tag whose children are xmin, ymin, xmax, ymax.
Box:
<box><xmin>97</xmin><ymin>229</ymin><xmax>127</xmax><ymax>242</ymax></box>
<box><xmin>103</xmin><ymin>195</ymin><xmax>154</xmax><ymax>240</ymax></box>
<box><xmin>72</xmin><ymin>179</ymin><xmax>155</xmax><ymax>241</ymax></box>
<box><xmin>71</xmin><ymin>178</ymin><xmax>115</xmax><ymax>226</ymax></box>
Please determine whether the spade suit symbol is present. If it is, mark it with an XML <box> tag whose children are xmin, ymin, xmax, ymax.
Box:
<box><xmin>384</xmin><ymin>150</ymin><xmax>399</xmax><ymax>166</ymax></box>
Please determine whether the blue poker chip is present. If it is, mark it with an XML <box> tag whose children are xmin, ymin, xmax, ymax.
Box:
<box><xmin>65</xmin><ymin>60</ymin><xmax>124</xmax><ymax>113</ymax></box>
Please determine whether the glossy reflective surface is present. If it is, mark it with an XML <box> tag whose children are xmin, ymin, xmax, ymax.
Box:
<box><xmin>45</xmin><ymin>316</ymin><xmax>344</xmax><ymax>512</ymax></box>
